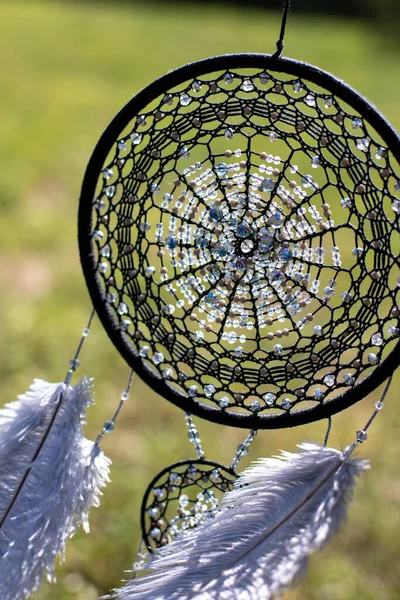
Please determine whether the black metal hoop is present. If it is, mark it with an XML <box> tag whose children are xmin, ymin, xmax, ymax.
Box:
<box><xmin>140</xmin><ymin>458</ymin><xmax>237</xmax><ymax>552</ymax></box>
<box><xmin>79</xmin><ymin>53</ymin><xmax>400</xmax><ymax>430</ymax></box>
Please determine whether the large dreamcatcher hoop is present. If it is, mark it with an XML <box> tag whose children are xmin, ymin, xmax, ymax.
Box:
<box><xmin>78</xmin><ymin>53</ymin><xmax>399</xmax><ymax>429</ymax></box>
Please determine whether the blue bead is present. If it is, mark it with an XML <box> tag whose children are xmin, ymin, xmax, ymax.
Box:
<box><xmin>237</xmin><ymin>224</ymin><xmax>250</xmax><ymax>238</ymax></box>
<box><xmin>165</xmin><ymin>235</ymin><xmax>178</xmax><ymax>249</ymax></box>
<box><xmin>279</xmin><ymin>248</ymin><xmax>293</xmax><ymax>263</ymax></box>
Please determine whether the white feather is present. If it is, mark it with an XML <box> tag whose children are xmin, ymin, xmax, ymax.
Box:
<box><xmin>0</xmin><ymin>378</ymin><xmax>111</xmax><ymax>600</ymax></box>
<box><xmin>110</xmin><ymin>442</ymin><xmax>368</xmax><ymax>600</ymax></box>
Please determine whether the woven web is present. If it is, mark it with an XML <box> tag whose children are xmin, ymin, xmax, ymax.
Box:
<box><xmin>141</xmin><ymin>460</ymin><xmax>236</xmax><ymax>551</ymax></box>
<box><xmin>89</xmin><ymin>67</ymin><xmax>400</xmax><ymax>419</ymax></box>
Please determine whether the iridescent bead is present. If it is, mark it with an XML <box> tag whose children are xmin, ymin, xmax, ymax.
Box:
<box><xmin>105</xmin><ymin>185</ymin><xmax>115</xmax><ymax>198</ymax></box>
<box><xmin>69</xmin><ymin>358</ymin><xmax>80</xmax><ymax>370</ymax></box>
<box><xmin>302</xmin><ymin>174</ymin><xmax>315</xmax><ymax>188</ymax></box>
<box><xmin>260</xmin><ymin>178</ymin><xmax>275</xmax><ymax>192</ymax></box>
<box><xmin>311</xmin><ymin>156</ymin><xmax>320</xmax><ymax>168</ymax></box>
<box><xmin>356</xmin><ymin>138</ymin><xmax>369</xmax><ymax>151</ymax></box>
<box><xmin>188</xmin><ymin>385</ymin><xmax>198</xmax><ymax>397</ymax></box>
<box><xmin>215</xmin><ymin>162</ymin><xmax>227</xmax><ymax>177</ymax></box>
<box><xmin>102</xmin><ymin>168</ymin><xmax>113</xmax><ymax>180</ymax></box>
<box><xmin>375</xmin><ymin>147</ymin><xmax>387</xmax><ymax>160</ymax></box>
<box><xmin>204</xmin><ymin>384</ymin><xmax>216</xmax><ymax>398</ymax></box>
<box><xmin>251</xmin><ymin>400</ymin><xmax>260</xmax><ymax>412</ymax></box>
<box><xmin>263</xmin><ymin>393</ymin><xmax>275</xmax><ymax>406</ymax></box>
<box><xmin>242</xmin><ymin>79</ymin><xmax>254</xmax><ymax>92</ymax></box>
<box><xmin>165</xmin><ymin>234</ymin><xmax>178</xmax><ymax>249</ymax></box>
<box><xmin>237</xmin><ymin>223</ymin><xmax>250</xmax><ymax>238</ymax></box>
<box><xmin>180</xmin><ymin>94</ymin><xmax>191</xmax><ymax>106</ymax></box>
<box><xmin>225</xmin><ymin>128</ymin><xmax>234</xmax><ymax>139</ymax></box>
<box><xmin>305</xmin><ymin>94</ymin><xmax>316</xmax><ymax>107</ymax></box>
<box><xmin>223</xmin><ymin>73</ymin><xmax>233</xmax><ymax>84</ymax></box>
<box><xmin>356</xmin><ymin>430</ymin><xmax>368</xmax><ymax>442</ymax></box>
<box><xmin>292</xmin><ymin>81</ymin><xmax>302</xmax><ymax>93</ymax></box>
<box><xmin>154</xmin><ymin>487</ymin><xmax>166</xmax><ymax>500</ymax></box>
<box><xmin>139</xmin><ymin>346</ymin><xmax>149</xmax><ymax>358</ymax></box>
<box><xmin>324</xmin><ymin>374</ymin><xmax>335</xmax><ymax>387</ymax></box>
<box><xmin>130</xmin><ymin>132</ymin><xmax>142</xmax><ymax>145</ymax></box>
<box><xmin>371</xmin><ymin>333</ymin><xmax>383</xmax><ymax>346</ymax></box>
<box><xmin>388</xmin><ymin>326</ymin><xmax>399</xmax><ymax>337</ymax></box>
<box><xmin>219</xmin><ymin>396</ymin><xmax>229</xmax><ymax>408</ymax></box>
<box><xmin>352</xmin><ymin>118</ymin><xmax>362</xmax><ymax>129</ymax></box>
<box><xmin>278</xmin><ymin>248</ymin><xmax>293</xmax><ymax>263</ymax></box>
<box><xmin>117</xmin><ymin>303</ymin><xmax>128</xmax><ymax>315</ymax></box>
<box><xmin>281</xmin><ymin>398</ymin><xmax>292</xmax><ymax>410</ymax></box>
<box><xmin>179</xmin><ymin>147</ymin><xmax>190</xmax><ymax>158</ymax></box>
<box><xmin>103</xmin><ymin>420</ymin><xmax>115</xmax><ymax>433</ymax></box>
<box><xmin>169</xmin><ymin>473</ymin><xmax>181</xmax><ymax>485</ymax></box>
<box><xmin>152</xmin><ymin>352</ymin><xmax>164</xmax><ymax>365</ymax></box>
<box><xmin>268</xmin><ymin>213</ymin><xmax>284</xmax><ymax>228</ymax></box>
<box><xmin>210</xmin><ymin>469</ymin><xmax>220</xmax><ymax>482</ymax></box>
<box><xmin>145</xmin><ymin>266</ymin><xmax>155</xmax><ymax>277</ymax></box>
<box><xmin>209</xmin><ymin>207</ymin><xmax>223</xmax><ymax>222</ymax></box>
<box><xmin>147</xmin><ymin>506</ymin><xmax>160</xmax><ymax>519</ymax></box>
<box><xmin>98</xmin><ymin>262</ymin><xmax>108</xmax><ymax>274</ymax></box>
<box><xmin>314</xmin><ymin>388</ymin><xmax>324</xmax><ymax>400</ymax></box>
<box><xmin>343</xmin><ymin>373</ymin><xmax>355</xmax><ymax>385</ymax></box>
<box><xmin>368</xmin><ymin>353</ymin><xmax>378</xmax><ymax>365</ymax></box>
<box><xmin>375</xmin><ymin>401</ymin><xmax>384</xmax><ymax>411</ymax></box>
<box><xmin>314</xmin><ymin>326</ymin><xmax>323</xmax><ymax>336</ymax></box>
<box><xmin>271</xmin><ymin>269</ymin><xmax>284</xmax><ymax>283</ymax></box>
<box><xmin>274</xmin><ymin>344</ymin><xmax>283</xmax><ymax>355</ymax></box>
<box><xmin>150</xmin><ymin>528</ymin><xmax>162</xmax><ymax>540</ymax></box>
<box><xmin>341</xmin><ymin>197</ymin><xmax>352</xmax><ymax>208</ymax></box>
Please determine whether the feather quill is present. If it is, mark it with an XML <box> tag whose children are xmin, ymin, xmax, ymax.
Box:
<box><xmin>0</xmin><ymin>378</ymin><xmax>111</xmax><ymax>600</ymax></box>
<box><xmin>110</xmin><ymin>442</ymin><xmax>368</xmax><ymax>600</ymax></box>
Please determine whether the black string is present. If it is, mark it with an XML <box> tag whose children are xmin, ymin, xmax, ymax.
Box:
<box><xmin>273</xmin><ymin>0</ymin><xmax>292</xmax><ymax>58</ymax></box>
<box><xmin>323</xmin><ymin>417</ymin><xmax>332</xmax><ymax>447</ymax></box>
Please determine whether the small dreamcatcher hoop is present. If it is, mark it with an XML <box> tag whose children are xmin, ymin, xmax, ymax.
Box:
<box><xmin>78</xmin><ymin>53</ymin><xmax>400</xmax><ymax>430</ymax></box>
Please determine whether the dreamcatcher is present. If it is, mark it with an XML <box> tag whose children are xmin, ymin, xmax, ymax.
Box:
<box><xmin>0</xmin><ymin>0</ymin><xmax>398</xmax><ymax>598</ymax></box>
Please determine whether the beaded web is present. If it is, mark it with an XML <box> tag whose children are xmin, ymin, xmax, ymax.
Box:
<box><xmin>141</xmin><ymin>459</ymin><xmax>236</xmax><ymax>551</ymax></box>
<box><xmin>79</xmin><ymin>57</ymin><xmax>400</xmax><ymax>429</ymax></box>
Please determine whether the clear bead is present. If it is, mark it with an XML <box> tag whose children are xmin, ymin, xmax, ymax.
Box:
<box><xmin>130</xmin><ymin>132</ymin><xmax>142</xmax><ymax>145</ymax></box>
<box><xmin>371</xmin><ymin>333</ymin><xmax>383</xmax><ymax>346</ymax></box>
<box><xmin>356</xmin><ymin>430</ymin><xmax>368</xmax><ymax>442</ymax></box>
<box><xmin>180</xmin><ymin>94</ymin><xmax>191</xmax><ymax>106</ymax></box>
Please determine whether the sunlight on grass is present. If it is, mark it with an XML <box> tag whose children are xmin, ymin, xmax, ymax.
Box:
<box><xmin>0</xmin><ymin>1</ymin><xmax>399</xmax><ymax>598</ymax></box>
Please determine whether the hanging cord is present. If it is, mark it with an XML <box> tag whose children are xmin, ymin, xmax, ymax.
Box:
<box><xmin>95</xmin><ymin>368</ymin><xmax>135</xmax><ymax>445</ymax></box>
<box><xmin>323</xmin><ymin>417</ymin><xmax>332</xmax><ymax>447</ymax></box>
<box><xmin>273</xmin><ymin>0</ymin><xmax>292</xmax><ymax>58</ymax></box>
<box><xmin>230</xmin><ymin>430</ymin><xmax>258</xmax><ymax>471</ymax></box>
<box><xmin>355</xmin><ymin>374</ymin><xmax>393</xmax><ymax>442</ymax></box>
<box><xmin>65</xmin><ymin>308</ymin><xmax>95</xmax><ymax>385</ymax></box>
<box><xmin>185</xmin><ymin>413</ymin><xmax>205</xmax><ymax>459</ymax></box>
<box><xmin>342</xmin><ymin>375</ymin><xmax>393</xmax><ymax>459</ymax></box>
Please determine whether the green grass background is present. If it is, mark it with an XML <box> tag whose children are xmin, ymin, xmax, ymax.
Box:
<box><xmin>0</xmin><ymin>1</ymin><xmax>399</xmax><ymax>598</ymax></box>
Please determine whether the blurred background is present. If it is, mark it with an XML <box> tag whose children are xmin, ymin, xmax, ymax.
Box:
<box><xmin>0</xmin><ymin>1</ymin><xmax>399</xmax><ymax>598</ymax></box>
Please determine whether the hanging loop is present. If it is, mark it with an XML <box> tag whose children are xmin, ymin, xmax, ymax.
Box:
<box><xmin>273</xmin><ymin>0</ymin><xmax>292</xmax><ymax>58</ymax></box>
